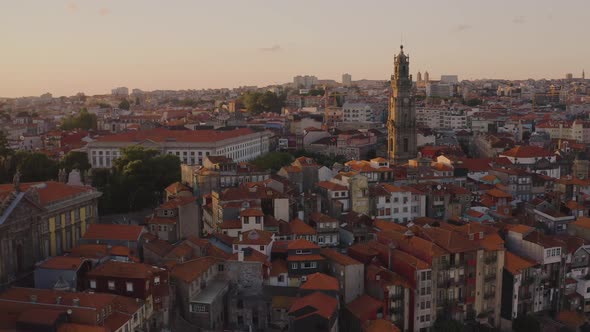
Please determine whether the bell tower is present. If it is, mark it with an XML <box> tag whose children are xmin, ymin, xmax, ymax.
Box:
<box><xmin>388</xmin><ymin>45</ymin><xmax>417</xmax><ymax>164</ymax></box>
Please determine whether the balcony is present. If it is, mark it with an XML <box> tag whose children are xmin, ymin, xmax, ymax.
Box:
<box><xmin>484</xmin><ymin>274</ymin><xmax>496</xmax><ymax>283</ymax></box>
<box><xmin>437</xmin><ymin>279</ymin><xmax>451</xmax><ymax>288</ymax></box>
<box><xmin>390</xmin><ymin>293</ymin><xmax>404</xmax><ymax>301</ymax></box>
<box><xmin>439</xmin><ymin>261</ymin><xmax>451</xmax><ymax>270</ymax></box>
<box><xmin>484</xmin><ymin>256</ymin><xmax>497</xmax><ymax>265</ymax></box>
<box><xmin>484</xmin><ymin>291</ymin><xmax>495</xmax><ymax>300</ymax></box>
<box><xmin>520</xmin><ymin>292</ymin><xmax>533</xmax><ymax>301</ymax></box>
<box><xmin>521</xmin><ymin>276</ymin><xmax>535</xmax><ymax>286</ymax></box>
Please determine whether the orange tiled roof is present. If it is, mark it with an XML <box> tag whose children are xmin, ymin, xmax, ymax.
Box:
<box><xmin>289</xmin><ymin>292</ymin><xmax>338</xmax><ymax>320</ymax></box>
<box><xmin>507</xmin><ymin>224</ymin><xmax>534</xmax><ymax>235</ymax></box>
<box><xmin>219</xmin><ymin>219</ymin><xmax>242</xmax><ymax>229</ymax></box>
<box><xmin>287</xmin><ymin>238</ymin><xmax>319</xmax><ymax>250</ymax></box>
<box><xmin>94</xmin><ymin>127</ymin><xmax>258</xmax><ymax>143</ymax></box>
<box><xmin>38</xmin><ymin>256</ymin><xmax>90</xmax><ymax>271</ymax></box>
<box><xmin>501</xmin><ymin>145</ymin><xmax>553</xmax><ymax>158</ymax></box>
<box><xmin>570</xmin><ymin>217</ymin><xmax>590</xmax><ymax>230</ymax></box>
<box><xmin>158</xmin><ymin>196</ymin><xmax>196</xmax><ymax>209</ymax></box>
<box><xmin>240</xmin><ymin>208</ymin><xmax>264</xmax><ymax>217</ymax></box>
<box><xmin>346</xmin><ymin>294</ymin><xmax>384</xmax><ymax>322</ymax></box>
<box><xmin>374</xmin><ymin>219</ymin><xmax>408</xmax><ymax>232</ymax></box>
<box><xmin>300</xmin><ymin>272</ymin><xmax>338</xmax><ymax>291</ymax></box>
<box><xmin>320</xmin><ymin>248</ymin><xmax>361</xmax><ymax>266</ymax></box>
<box><xmin>0</xmin><ymin>181</ymin><xmax>96</xmax><ymax>206</ymax></box>
<box><xmin>87</xmin><ymin>261</ymin><xmax>164</xmax><ymax>279</ymax></box>
<box><xmin>317</xmin><ymin>181</ymin><xmax>347</xmax><ymax>191</ymax></box>
<box><xmin>235</xmin><ymin>229</ymin><xmax>274</xmax><ymax>245</ymax></box>
<box><xmin>504</xmin><ymin>252</ymin><xmax>537</xmax><ymax>275</ymax></box>
<box><xmin>270</xmin><ymin>259</ymin><xmax>288</xmax><ymax>276</ymax></box>
<box><xmin>289</xmin><ymin>218</ymin><xmax>317</xmax><ymax>235</ymax></box>
<box><xmin>82</xmin><ymin>224</ymin><xmax>144</xmax><ymax>242</ymax></box>
<box><xmin>287</xmin><ymin>254</ymin><xmax>325</xmax><ymax>262</ymax></box>
<box><xmin>171</xmin><ymin>256</ymin><xmax>224</xmax><ymax>283</ymax></box>
<box><xmin>164</xmin><ymin>182</ymin><xmax>190</xmax><ymax>194</ymax></box>
<box><xmin>486</xmin><ymin>188</ymin><xmax>512</xmax><ymax>199</ymax></box>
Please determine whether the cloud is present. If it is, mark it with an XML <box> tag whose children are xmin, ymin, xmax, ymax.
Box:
<box><xmin>513</xmin><ymin>16</ymin><xmax>526</xmax><ymax>24</ymax></box>
<box><xmin>66</xmin><ymin>2</ymin><xmax>78</xmax><ymax>12</ymax></box>
<box><xmin>99</xmin><ymin>8</ymin><xmax>111</xmax><ymax>16</ymax></box>
<box><xmin>259</xmin><ymin>45</ymin><xmax>282</xmax><ymax>52</ymax></box>
<box><xmin>453</xmin><ymin>24</ymin><xmax>472</xmax><ymax>32</ymax></box>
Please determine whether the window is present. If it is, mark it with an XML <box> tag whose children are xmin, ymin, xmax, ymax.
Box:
<box><xmin>291</xmin><ymin>263</ymin><xmax>298</xmax><ymax>269</ymax></box>
<box><xmin>278</xmin><ymin>275</ymin><xmax>285</xmax><ymax>282</ymax></box>
<box><xmin>90</xmin><ymin>280</ymin><xmax>96</xmax><ymax>289</ymax></box>
<box><xmin>190</xmin><ymin>303</ymin><xmax>207</xmax><ymax>313</ymax></box>
<box><xmin>126</xmin><ymin>282</ymin><xmax>133</xmax><ymax>292</ymax></box>
<box><xmin>108</xmin><ymin>281</ymin><xmax>115</xmax><ymax>290</ymax></box>
<box><xmin>218</xmin><ymin>264</ymin><xmax>224</xmax><ymax>272</ymax></box>
<box><xmin>259</xmin><ymin>246</ymin><xmax>265</xmax><ymax>251</ymax></box>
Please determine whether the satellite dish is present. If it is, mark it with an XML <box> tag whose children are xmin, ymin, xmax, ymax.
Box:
<box><xmin>437</xmin><ymin>185</ymin><xmax>442</xmax><ymax>190</ymax></box>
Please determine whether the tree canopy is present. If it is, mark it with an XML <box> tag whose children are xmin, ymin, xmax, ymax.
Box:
<box><xmin>59</xmin><ymin>151</ymin><xmax>91</xmax><ymax>174</ymax></box>
<box><xmin>60</xmin><ymin>109</ymin><xmax>97</xmax><ymax>130</ymax></box>
<box><xmin>118</xmin><ymin>99</ymin><xmax>131</xmax><ymax>110</ymax></box>
<box><xmin>93</xmin><ymin>146</ymin><xmax>181</xmax><ymax>214</ymax></box>
<box><xmin>251</xmin><ymin>152</ymin><xmax>294</xmax><ymax>171</ymax></box>
<box><xmin>240</xmin><ymin>91</ymin><xmax>285</xmax><ymax>114</ymax></box>
<box><xmin>433</xmin><ymin>318</ymin><xmax>465</xmax><ymax>332</ymax></box>
<box><xmin>12</xmin><ymin>151</ymin><xmax>58</xmax><ymax>182</ymax></box>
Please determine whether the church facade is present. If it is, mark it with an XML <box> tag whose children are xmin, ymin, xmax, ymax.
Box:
<box><xmin>387</xmin><ymin>45</ymin><xmax>418</xmax><ymax>164</ymax></box>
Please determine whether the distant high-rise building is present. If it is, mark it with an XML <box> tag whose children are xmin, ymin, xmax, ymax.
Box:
<box><xmin>111</xmin><ymin>87</ymin><xmax>129</xmax><ymax>96</ymax></box>
<box><xmin>566</xmin><ymin>73</ymin><xmax>573</xmax><ymax>80</ymax></box>
<box><xmin>423</xmin><ymin>71</ymin><xmax>430</xmax><ymax>83</ymax></box>
<box><xmin>342</xmin><ymin>73</ymin><xmax>352</xmax><ymax>87</ymax></box>
<box><xmin>388</xmin><ymin>45</ymin><xmax>417</xmax><ymax>164</ymax></box>
<box><xmin>293</xmin><ymin>75</ymin><xmax>318</xmax><ymax>89</ymax></box>
<box><xmin>440</xmin><ymin>75</ymin><xmax>459</xmax><ymax>84</ymax></box>
<box><xmin>416</xmin><ymin>71</ymin><xmax>422</xmax><ymax>82</ymax></box>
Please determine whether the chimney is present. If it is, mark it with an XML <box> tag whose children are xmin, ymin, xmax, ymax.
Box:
<box><xmin>72</xmin><ymin>298</ymin><xmax>80</xmax><ymax>307</ymax></box>
<box><xmin>56</xmin><ymin>296</ymin><xmax>62</xmax><ymax>304</ymax></box>
<box><xmin>238</xmin><ymin>250</ymin><xmax>244</xmax><ymax>262</ymax></box>
<box><xmin>30</xmin><ymin>295</ymin><xmax>37</xmax><ymax>303</ymax></box>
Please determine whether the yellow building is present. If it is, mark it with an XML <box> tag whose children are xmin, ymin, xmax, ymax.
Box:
<box><xmin>0</xmin><ymin>180</ymin><xmax>101</xmax><ymax>287</ymax></box>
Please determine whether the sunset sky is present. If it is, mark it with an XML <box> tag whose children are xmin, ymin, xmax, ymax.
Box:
<box><xmin>1</xmin><ymin>0</ymin><xmax>588</xmax><ymax>97</ymax></box>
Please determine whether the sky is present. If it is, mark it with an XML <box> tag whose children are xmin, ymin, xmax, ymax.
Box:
<box><xmin>1</xmin><ymin>0</ymin><xmax>589</xmax><ymax>97</ymax></box>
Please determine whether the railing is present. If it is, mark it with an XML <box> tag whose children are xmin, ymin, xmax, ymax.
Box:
<box><xmin>484</xmin><ymin>274</ymin><xmax>496</xmax><ymax>282</ymax></box>
<box><xmin>520</xmin><ymin>292</ymin><xmax>533</xmax><ymax>300</ymax></box>
<box><xmin>437</xmin><ymin>279</ymin><xmax>451</xmax><ymax>288</ymax></box>
<box><xmin>484</xmin><ymin>291</ymin><xmax>495</xmax><ymax>299</ymax></box>
<box><xmin>521</xmin><ymin>276</ymin><xmax>535</xmax><ymax>286</ymax></box>
<box><xmin>484</xmin><ymin>256</ymin><xmax>497</xmax><ymax>264</ymax></box>
<box><xmin>391</xmin><ymin>293</ymin><xmax>404</xmax><ymax>301</ymax></box>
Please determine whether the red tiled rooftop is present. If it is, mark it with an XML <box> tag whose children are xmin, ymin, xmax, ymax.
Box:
<box><xmin>320</xmin><ymin>248</ymin><xmax>361</xmax><ymax>266</ymax></box>
<box><xmin>300</xmin><ymin>272</ymin><xmax>338</xmax><ymax>291</ymax></box>
<box><xmin>346</xmin><ymin>294</ymin><xmax>384</xmax><ymax>322</ymax></box>
<box><xmin>38</xmin><ymin>256</ymin><xmax>90</xmax><ymax>271</ymax></box>
<box><xmin>0</xmin><ymin>181</ymin><xmax>96</xmax><ymax>206</ymax></box>
<box><xmin>171</xmin><ymin>256</ymin><xmax>224</xmax><ymax>283</ymax></box>
<box><xmin>289</xmin><ymin>218</ymin><xmax>317</xmax><ymax>235</ymax></box>
<box><xmin>87</xmin><ymin>261</ymin><xmax>164</xmax><ymax>279</ymax></box>
<box><xmin>501</xmin><ymin>145</ymin><xmax>554</xmax><ymax>158</ymax></box>
<box><xmin>504</xmin><ymin>252</ymin><xmax>537</xmax><ymax>275</ymax></box>
<box><xmin>94</xmin><ymin>127</ymin><xmax>258</xmax><ymax>143</ymax></box>
<box><xmin>82</xmin><ymin>224</ymin><xmax>144</xmax><ymax>242</ymax></box>
<box><xmin>287</xmin><ymin>238</ymin><xmax>319</xmax><ymax>250</ymax></box>
<box><xmin>289</xmin><ymin>292</ymin><xmax>338</xmax><ymax>320</ymax></box>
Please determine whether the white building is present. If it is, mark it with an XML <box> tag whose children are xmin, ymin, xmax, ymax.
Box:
<box><xmin>86</xmin><ymin>128</ymin><xmax>271</xmax><ymax>168</ymax></box>
<box><xmin>342</xmin><ymin>102</ymin><xmax>375</xmax><ymax>122</ymax></box>
<box><xmin>342</xmin><ymin>73</ymin><xmax>352</xmax><ymax>87</ymax></box>
<box><xmin>426</xmin><ymin>82</ymin><xmax>452</xmax><ymax>98</ymax></box>
<box><xmin>111</xmin><ymin>87</ymin><xmax>129</xmax><ymax>96</ymax></box>
<box><xmin>374</xmin><ymin>184</ymin><xmax>427</xmax><ymax>223</ymax></box>
<box><xmin>293</xmin><ymin>75</ymin><xmax>318</xmax><ymax>89</ymax></box>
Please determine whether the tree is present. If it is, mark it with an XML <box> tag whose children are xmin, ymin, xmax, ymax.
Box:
<box><xmin>14</xmin><ymin>152</ymin><xmax>58</xmax><ymax>182</ymax></box>
<box><xmin>512</xmin><ymin>315</ymin><xmax>541</xmax><ymax>332</ymax></box>
<box><xmin>240</xmin><ymin>91</ymin><xmax>285</xmax><ymax>114</ymax></box>
<box><xmin>118</xmin><ymin>99</ymin><xmax>130</xmax><ymax>110</ymax></box>
<box><xmin>465</xmin><ymin>98</ymin><xmax>483</xmax><ymax>107</ymax></box>
<box><xmin>60</xmin><ymin>151</ymin><xmax>91</xmax><ymax>173</ymax></box>
<box><xmin>0</xmin><ymin>130</ymin><xmax>14</xmax><ymax>182</ymax></box>
<box><xmin>60</xmin><ymin>108</ymin><xmax>97</xmax><ymax>130</ymax></box>
<box><xmin>94</xmin><ymin>146</ymin><xmax>181</xmax><ymax>214</ymax></box>
<box><xmin>251</xmin><ymin>152</ymin><xmax>294</xmax><ymax>171</ymax></box>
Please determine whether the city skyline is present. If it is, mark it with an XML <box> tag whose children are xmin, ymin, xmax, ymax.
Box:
<box><xmin>2</xmin><ymin>0</ymin><xmax>589</xmax><ymax>97</ymax></box>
